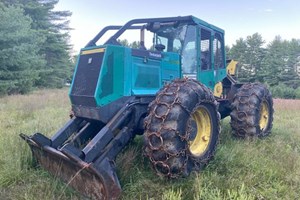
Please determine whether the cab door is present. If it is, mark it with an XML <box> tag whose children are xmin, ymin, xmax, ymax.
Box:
<box><xmin>213</xmin><ymin>32</ymin><xmax>226</xmax><ymax>83</ymax></box>
<box><xmin>198</xmin><ymin>27</ymin><xmax>215</xmax><ymax>90</ymax></box>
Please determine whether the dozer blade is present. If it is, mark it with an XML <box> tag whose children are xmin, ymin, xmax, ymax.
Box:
<box><xmin>20</xmin><ymin>104</ymin><xmax>135</xmax><ymax>199</ymax></box>
<box><xmin>21</xmin><ymin>135</ymin><xmax>121</xmax><ymax>200</ymax></box>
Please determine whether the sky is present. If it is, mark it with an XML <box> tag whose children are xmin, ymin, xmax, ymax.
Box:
<box><xmin>55</xmin><ymin>0</ymin><xmax>300</xmax><ymax>54</ymax></box>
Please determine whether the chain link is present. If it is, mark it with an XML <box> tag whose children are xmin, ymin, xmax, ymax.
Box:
<box><xmin>144</xmin><ymin>78</ymin><xmax>220</xmax><ymax>178</ymax></box>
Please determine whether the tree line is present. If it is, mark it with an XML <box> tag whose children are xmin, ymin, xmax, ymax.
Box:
<box><xmin>0</xmin><ymin>2</ymin><xmax>299</xmax><ymax>98</ymax></box>
<box><xmin>0</xmin><ymin>0</ymin><xmax>73</xmax><ymax>95</ymax></box>
<box><xmin>227</xmin><ymin>33</ymin><xmax>300</xmax><ymax>98</ymax></box>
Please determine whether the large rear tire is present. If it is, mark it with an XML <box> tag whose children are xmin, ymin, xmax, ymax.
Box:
<box><xmin>144</xmin><ymin>79</ymin><xmax>220</xmax><ymax>178</ymax></box>
<box><xmin>230</xmin><ymin>83</ymin><xmax>274</xmax><ymax>138</ymax></box>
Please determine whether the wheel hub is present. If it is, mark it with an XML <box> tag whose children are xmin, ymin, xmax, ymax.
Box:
<box><xmin>188</xmin><ymin>107</ymin><xmax>212</xmax><ymax>156</ymax></box>
<box><xmin>259</xmin><ymin>101</ymin><xmax>269</xmax><ymax>131</ymax></box>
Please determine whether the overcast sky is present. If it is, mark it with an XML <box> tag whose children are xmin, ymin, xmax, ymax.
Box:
<box><xmin>55</xmin><ymin>0</ymin><xmax>300</xmax><ymax>53</ymax></box>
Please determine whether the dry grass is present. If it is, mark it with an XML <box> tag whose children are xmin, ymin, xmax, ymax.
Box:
<box><xmin>0</xmin><ymin>88</ymin><xmax>74</xmax><ymax>200</ymax></box>
<box><xmin>0</xmin><ymin>89</ymin><xmax>299</xmax><ymax>200</ymax></box>
<box><xmin>274</xmin><ymin>98</ymin><xmax>300</xmax><ymax>110</ymax></box>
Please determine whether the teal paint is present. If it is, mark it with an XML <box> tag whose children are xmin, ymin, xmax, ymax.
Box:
<box><xmin>95</xmin><ymin>45</ymin><xmax>125</xmax><ymax>106</ymax></box>
<box><xmin>192</xmin><ymin>16</ymin><xmax>225</xmax><ymax>35</ymax></box>
<box><xmin>161</xmin><ymin>52</ymin><xmax>181</xmax><ymax>84</ymax></box>
<box><xmin>123</xmin><ymin>48</ymin><xmax>132</xmax><ymax>96</ymax></box>
<box><xmin>131</xmin><ymin>56</ymin><xmax>161</xmax><ymax>95</ymax></box>
<box><xmin>131</xmin><ymin>52</ymin><xmax>180</xmax><ymax>95</ymax></box>
<box><xmin>69</xmin><ymin>16</ymin><xmax>228</xmax><ymax>108</ymax></box>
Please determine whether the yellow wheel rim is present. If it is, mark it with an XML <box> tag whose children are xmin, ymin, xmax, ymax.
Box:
<box><xmin>188</xmin><ymin>107</ymin><xmax>212</xmax><ymax>156</ymax></box>
<box><xmin>259</xmin><ymin>101</ymin><xmax>269</xmax><ymax>131</ymax></box>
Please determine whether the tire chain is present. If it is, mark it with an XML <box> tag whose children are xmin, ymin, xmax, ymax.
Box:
<box><xmin>230</xmin><ymin>83</ymin><xmax>274</xmax><ymax>138</ymax></box>
<box><xmin>144</xmin><ymin>78</ymin><xmax>220</xmax><ymax>178</ymax></box>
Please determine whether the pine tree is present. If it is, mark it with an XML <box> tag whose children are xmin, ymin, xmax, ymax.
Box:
<box><xmin>228</xmin><ymin>38</ymin><xmax>249</xmax><ymax>81</ymax></box>
<box><xmin>27</xmin><ymin>0</ymin><xmax>73</xmax><ymax>88</ymax></box>
<box><xmin>262</xmin><ymin>36</ymin><xmax>300</xmax><ymax>88</ymax></box>
<box><xmin>3</xmin><ymin>0</ymin><xmax>73</xmax><ymax>88</ymax></box>
<box><xmin>229</xmin><ymin>33</ymin><xmax>265</xmax><ymax>82</ymax></box>
<box><xmin>246</xmin><ymin>33</ymin><xmax>266</xmax><ymax>82</ymax></box>
<box><xmin>284</xmin><ymin>39</ymin><xmax>300</xmax><ymax>88</ymax></box>
<box><xmin>0</xmin><ymin>3</ymin><xmax>45</xmax><ymax>95</ymax></box>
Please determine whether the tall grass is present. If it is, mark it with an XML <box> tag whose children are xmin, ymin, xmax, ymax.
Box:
<box><xmin>0</xmin><ymin>89</ymin><xmax>79</xmax><ymax>199</ymax></box>
<box><xmin>0</xmin><ymin>89</ymin><xmax>299</xmax><ymax>199</ymax></box>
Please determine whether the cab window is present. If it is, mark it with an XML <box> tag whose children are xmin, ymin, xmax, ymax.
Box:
<box><xmin>181</xmin><ymin>26</ymin><xmax>197</xmax><ymax>74</ymax></box>
<box><xmin>214</xmin><ymin>33</ymin><xmax>225</xmax><ymax>69</ymax></box>
<box><xmin>200</xmin><ymin>29</ymin><xmax>211</xmax><ymax>71</ymax></box>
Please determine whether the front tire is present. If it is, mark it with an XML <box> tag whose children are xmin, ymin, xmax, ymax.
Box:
<box><xmin>144</xmin><ymin>79</ymin><xmax>220</xmax><ymax>178</ymax></box>
<box><xmin>230</xmin><ymin>83</ymin><xmax>274</xmax><ymax>138</ymax></box>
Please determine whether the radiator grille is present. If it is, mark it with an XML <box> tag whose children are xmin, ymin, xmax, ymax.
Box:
<box><xmin>70</xmin><ymin>51</ymin><xmax>104</xmax><ymax>106</ymax></box>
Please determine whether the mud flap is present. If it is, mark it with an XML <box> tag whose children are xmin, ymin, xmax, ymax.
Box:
<box><xmin>21</xmin><ymin>135</ymin><xmax>121</xmax><ymax>200</ymax></box>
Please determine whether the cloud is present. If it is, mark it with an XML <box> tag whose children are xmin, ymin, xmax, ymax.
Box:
<box><xmin>265</xmin><ymin>8</ymin><xmax>273</xmax><ymax>12</ymax></box>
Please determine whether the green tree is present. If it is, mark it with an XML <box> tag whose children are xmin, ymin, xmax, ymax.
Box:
<box><xmin>229</xmin><ymin>33</ymin><xmax>265</xmax><ymax>82</ymax></box>
<box><xmin>283</xmin><ymin>39</ymin><xmax>300</xmax><ymax>88</ymax></box>
<box><xmin>262</xmin><ymin>36</ymin><xmax>300</xmax><ymax>88</ymax></box>
<box><xmin>246</xmin><ymin>33</ymin><xmax>266</xmax><ymax>82</ymax></box>
<box><xmin>27</xmin><ymin>0</ymin><xmax>73</xmax><ymax>87</ymax></box>
<box><xmin>3</xmin><ymin>0</ymin><xmax>73</xmax><ymax>88</ymax></box>
<box><xmin>118</xmin><ymin>39</ymin><xmax>141</xmax><ymax>49</ymax></box>
<box><xmin>225</xmin><ymin>45</ymin><xmax>231</xmax><ymax>59</ymax></box>
<box><xmin>228</xmin><ymin>38</ymin><xmax>248</xmax><ymax>81</ymax></box>
<box><xmin>0</xmin><ymin>3</ymin><xmax>45</xmax><ymax>95</ymax></box>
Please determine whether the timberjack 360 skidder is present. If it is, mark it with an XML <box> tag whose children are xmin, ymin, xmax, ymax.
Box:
<box><xmin>21</xmin><ymin>16</ymin><xmax>274</xmax><ymax>199</ymax></box>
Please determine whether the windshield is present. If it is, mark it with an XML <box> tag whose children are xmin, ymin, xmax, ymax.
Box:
<box><xmin>155</xmin><ymin>25</ymin><xmax>197</xmax><ymax>75</ymax></box>
<box><xmin>155</xmin><ymin>24</ymin><xmax>188</xmax><ymax>53</ymax></box>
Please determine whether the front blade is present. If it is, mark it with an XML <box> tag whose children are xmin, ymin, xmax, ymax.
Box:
<box><xmin>24</xmin><ymin>138</ymin><xmax>121</xmax><ymax>200</ymax></box>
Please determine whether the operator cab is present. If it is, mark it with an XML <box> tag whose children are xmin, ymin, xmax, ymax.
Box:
<box><xmin>152</xmin><ymin>22</ymin><xmax>226</xmax><ymax>89</ymax></box>
<box><xmin>85</xmin><ymin>16</ymin><xmax>226</xmax><ymax>91</ymax></box>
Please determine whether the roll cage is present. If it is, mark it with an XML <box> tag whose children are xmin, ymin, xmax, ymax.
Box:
<box><xmin>85</xmin><ymin>16</ymin><xmax>197</xmax><ymax>49</ymax></box>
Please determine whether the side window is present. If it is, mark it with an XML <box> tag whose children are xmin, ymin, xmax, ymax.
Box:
<box><xmin>156</xmin><ymin>36</ymin><xmax>168</xmax><ymax>52</ymax></box>
<box><xmin>182</xmin><ymin>26</ymin><xmax>197</xmax><ymax>74</ymax></box>
<box><xmin>214</xmin><ymin>33</ymin><xmax>225</xmax><ymax>69</ymax></box>
<box><xmin>173</xmin><ymin>39</ymin><xmax>182</xmax><ymax>53</ymax></box>
<box><xmin>200</xmin><ymin>29</ymin><xmax>211</xmax><ymax>70</ymax></box>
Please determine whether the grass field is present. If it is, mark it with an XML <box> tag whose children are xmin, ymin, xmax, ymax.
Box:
<box><xmin>0</xmin><ymin>89</ymin><xmax>299</xmax><ymax>200</ymax></box>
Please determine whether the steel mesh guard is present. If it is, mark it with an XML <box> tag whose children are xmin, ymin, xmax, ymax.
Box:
<box><xmin>70</xmin><ymin>52</ymin><xmax>104</xmax><ymax>106</ymax></box>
